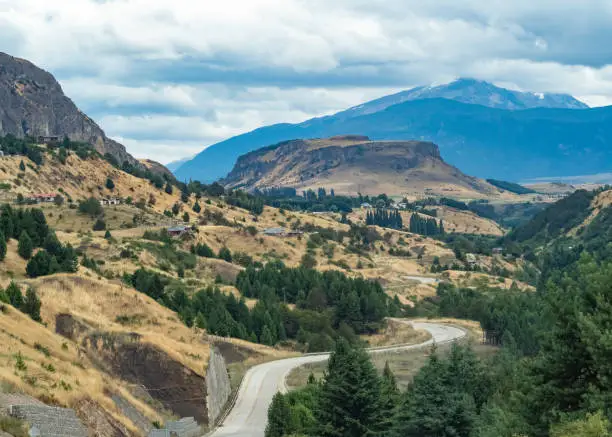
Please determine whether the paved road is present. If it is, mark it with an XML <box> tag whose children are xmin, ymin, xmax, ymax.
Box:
<box><xmin>209</xmin><ymin>322</ymin><xmax>466</xmax><ymax>437</ymax></box>
<box><xmin>403</xmin><ymin>275</ymin><xmax>439</xmax><ymax>285</ymax></box>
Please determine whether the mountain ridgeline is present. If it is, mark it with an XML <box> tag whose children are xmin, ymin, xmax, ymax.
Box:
<box><xmin>175</xmin><ymin>79</ymin><xmax>612</xmax><ymax>184</ymax></box>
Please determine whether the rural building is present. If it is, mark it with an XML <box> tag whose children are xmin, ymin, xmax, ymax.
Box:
<box><xmin>167</xmin><ymin>225</ymin><xmax>191</xmax><ymax>237</ymax></box>
<box><xmin>26</xmin><ymin>193</ymin><xmax>57</xmax><ymax>203</ymax></box>
<box><xmin>360</xmin><ymin>202</ymin><xmax>372</xmax><ymax>209</ymax></box>
<box><xmin>492</xmin><ymin>247</ymin><xmax>503</xmax><ymax>255</ymax></box>
<box><xmin>37</xmin><ymin>135</ymin><xmax>61</xmax><ymax>145</ymax></box>
<box><xmin>263</xmin><ymin>227</ymin><xmax>303</xmax><ymax>237</ymax></box>
<box><xmin>263</xmin><ymin>227</ymin><xmax>287</xmax><ymax>236</ymax></box>
<box><xmin>99</xmin><ymin>198</ymin><xmax>121</xmax><ymax>206</ymax></box>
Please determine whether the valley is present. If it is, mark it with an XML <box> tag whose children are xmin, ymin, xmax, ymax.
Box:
<box><xmin>1</xmin><ymin>48</ymin><xmax>611</xmax><ymax>437</ymax></box>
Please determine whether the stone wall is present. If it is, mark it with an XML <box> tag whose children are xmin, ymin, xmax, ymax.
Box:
<box><xmin>205</xmin><ymin>346</ymin><xmax>232</xmax><ymax>425</ymax></box>
<box><xmin>9</xmin><ymin>404</ymin><xmax>88</xmax><ymax>437</ymax></box>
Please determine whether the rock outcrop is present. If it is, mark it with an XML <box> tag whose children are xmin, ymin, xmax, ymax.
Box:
<box><xmin>0</xmin><ymin>52</ymin><xmax>137</xmax><ymax>166</ymax></box>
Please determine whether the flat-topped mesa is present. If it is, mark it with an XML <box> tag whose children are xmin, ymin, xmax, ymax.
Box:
<box><xmin>222</xmin><ymin>137</ymin><xmax>498</xmax><ymax>198</ymax></box>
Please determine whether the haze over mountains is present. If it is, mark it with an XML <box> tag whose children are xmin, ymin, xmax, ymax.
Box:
<box><xmin>174</xmin><ymin>78</ymin><xmax>612</xmax><ymax>184</ymax></box>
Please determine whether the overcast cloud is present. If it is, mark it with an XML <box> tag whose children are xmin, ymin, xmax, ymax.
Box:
<box><xmin>1</xmin><ymin>0</ymin><xmax>611</xmax><ymax>163</ymax></box>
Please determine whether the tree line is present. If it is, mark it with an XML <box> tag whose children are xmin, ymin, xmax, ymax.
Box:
<box><xmin>366</xmin><ymin>209</ymin><xmax>403</xmax><ymax>229</ymax></box>
<box><xmin>409</xmin><ymin>212</ymin><xmax>444</xmax><ymax>236</ymax></box>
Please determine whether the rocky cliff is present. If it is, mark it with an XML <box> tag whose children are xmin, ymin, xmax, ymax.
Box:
<box><xmin>0</xmin><ymin>52</ymin><xmax>137</xmax><ymax>166</ymax></box>
<box><xmin>223</xmin><ymin>136</ymin><xmax>505</xmax><ymax>198</ymax></box>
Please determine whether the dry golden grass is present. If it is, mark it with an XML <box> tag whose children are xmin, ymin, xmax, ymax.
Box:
<box><xmin>363</xmin><ymin>319</ymin><xmax>431</xmax><ymax>347</ymax></box>
<box><xmin>0</xmin><ymin>303</ymin><xmax>161</xmax><ymax>434</ymax></box>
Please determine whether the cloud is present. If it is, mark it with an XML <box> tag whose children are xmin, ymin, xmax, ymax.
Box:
<box><xmin>1</xmin><ymin>0</ymin><xmax>612</xmax><ymax>161</ymax></box>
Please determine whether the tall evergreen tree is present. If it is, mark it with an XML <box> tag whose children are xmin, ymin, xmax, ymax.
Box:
<box><xmin>266</xmin><ymin>393</ymin><xmax>293</xmax><ymax>437</ymax></box>
<box><xmin>6</xmin><ymin>282</ymin><xmax>23</xmax><ymax>309</ymax></box>
<box><xmin>18</xmin><ymin>230</ymin><xmax>33</xmax><ymax>259</ymax></box>
<box><xmin>315</xmin><ymin>339</ymin><xmax>383</xmax><ymax>437</ymax></box>
<box><xmin>0</xmin><ymin>230</ymin><xmax>6</xmax><ymax>261</ymax></box>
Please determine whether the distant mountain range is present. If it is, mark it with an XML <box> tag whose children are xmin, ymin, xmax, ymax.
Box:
<box><xmin>173</xmin><ymin>78</ymin><xmax>609</xmax><ymax>183</ymax></box>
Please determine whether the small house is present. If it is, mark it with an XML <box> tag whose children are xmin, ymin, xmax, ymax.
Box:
<box><xmin>167</xmin><ymin>225</ymin><xmax>191</xmax><ymax>237</ymax></box>
<box><xmin>360</xmin><ymin>202</ymin><xmax>372</xmax><ymax>209</ymax></box>
<box><xmin>492</xmin><ymin>247</ymin><xmax>503</xmax><ymax>255</ymax></box>
<box><xmin>26</xmin><ymin>193</ymin><xmax>57</xmax><ymax>203</ymax></box>
<box><xmin>99</xmin><ymin>198</ymin><xmax>121</xmax><ymax>206</ymax></box>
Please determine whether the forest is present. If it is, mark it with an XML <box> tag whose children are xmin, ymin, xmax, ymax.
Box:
<box><xmin>266</xmin><ymin>187</ymin><xmax>612</xmax><ymax>437</ymax></box>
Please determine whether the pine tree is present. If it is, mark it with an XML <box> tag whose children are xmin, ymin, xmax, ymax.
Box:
<box><xmin>18</xmin><ymin>231</ymin><xmax>33</xmax><ymax>259</ymax></box>
<box><xmin>6</xmin><ymin>282</ymin><xmax>23</xmax><ymax>309</ymax></box>
<box><xmin>315</xmin><ymin>339</ymin><xmax>383</xmax><ymax>437</ymax></box>
<box><xmin>19</xmin><ymin>160</ymin><xmax>25</xmax><ymax>171</ymax></box>
<box><xmin>0</xmin><ymin>230</ymin><xmax>6</xmax><ymax>261</ymax></box>
<box><xmin>266</xmin><ymin>393</ymin><xmax>293</xmax><ymax>437</ymax></box>
<box><xmin>22</xmin><ymin>288</ymin><xmax>42</xmax><ymax>322</ymax></box>
<box><xmin>195</xmin><ymin>312</ymin><xmax>207</xmax><ymax>330</ymax></box>
<box><xmin>260</xmin><ymin>325</ymin><xmax>274</xmax><ymax>345</ymax></box>
<box><xmin>379</xmin><ymin>361</ymin><xmax>400</xmax><ymax>436</ymax></box>
<box><xmin>164</xmin><ymin>182</ymin><xmax>173</xmax><ymax>195</ymax></box>
<box><xmin>105</xmin><ymin>177</ymin><xmax>115</xmax><ymax>190</ymax></box>
<box><xmin>193</xmin><ymin>201</ymin><xmax>201</xmax><ymax>213</ymax></box>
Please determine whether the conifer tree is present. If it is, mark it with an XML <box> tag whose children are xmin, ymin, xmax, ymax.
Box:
<box><xmin>6</xmin><ymin>282</ymin><xmax>23</xmax><ymax>309</ymax></box>
<box><xmin>0</xmin><ymin>230</ymin><xmax>6</xmax><ymax>261</ymax></box>
<box><xmin>23</xmin><ymin>287</ymin><xmax>42</xmax><ymax>322</ymax></box>
<box><xmin>18</xmin><ymin>230</ymin><xmax>33</xmax><ymax>259</ymax></box>
<box><xmin>266</xmin><ymin>393</ymin><xmax>293</xmax><ymax>437</ymax></box>
<box><xmin>315</xmin><ymin>339</ymin><xmax>383</xmax><ymax>437</ymax></box>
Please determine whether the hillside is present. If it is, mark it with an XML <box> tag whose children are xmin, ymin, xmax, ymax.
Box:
<box><xmin>174</xmin><ymin>80</ymin><xmax>607</xmax><ymax>184</ymax></box>
<box><xmin>223</xmin><ymin>136</ymin><xmax>508</xmax><ymax>199</ymax></box>
<box><xmin>0</xmin><ymin>52</ymin><xmax>138</xmax><ymax>167</ymax></box>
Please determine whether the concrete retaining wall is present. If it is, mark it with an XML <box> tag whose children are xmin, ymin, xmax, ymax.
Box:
<box><xmin>205</xmin><ymin>346</ymin><xmax>231</xmax><ymax>425</ymax></box>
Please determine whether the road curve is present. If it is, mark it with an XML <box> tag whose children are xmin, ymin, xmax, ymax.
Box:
<box><xmin>209</xmin><ymin>322</ymin><xmax>466</xmax><ymax>437</ymax></box>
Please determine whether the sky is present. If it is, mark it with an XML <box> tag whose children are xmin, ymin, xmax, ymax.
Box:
<box><xmin>1</xmin><ymin>0</ymin><xmax>612</xmax><ymax>164</ymax></box>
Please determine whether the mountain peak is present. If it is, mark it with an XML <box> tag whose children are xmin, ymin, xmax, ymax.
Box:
<box><xmin>337</xmin><ymin>77</ymin><xmax>588</xmax><ymax>119</ymax></box>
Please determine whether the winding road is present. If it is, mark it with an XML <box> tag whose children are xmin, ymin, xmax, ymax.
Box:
<box><xmin>209</xmin><ymin>322</ymin><xmax>467</xmax><ymax>437</ymax></box>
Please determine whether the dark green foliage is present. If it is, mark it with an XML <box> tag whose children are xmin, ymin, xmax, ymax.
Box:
<box><xmin>366</xmin><ymin>208</ymin><xmax>403</xmax><ymax>229</ymax></box>
<box><xmin>19</xmin><ymin>160</ymin><xmax>26</xmax><ymax>171</ymax></box>
<box><xmin>225</xmin><ymin>189</ymin><xmax>265</xmax><ymax>215</ymax></box>
<box><xmin>182</xmin><ymin>212</ymin><xmax>190</xmax><ymax>223</ymax></box>
<box><xmin>78</xmin><ymin>197</ymin><xmax>103</xmax><ymax>217</ymax></box>
<box><xmin>93</xmin><ymin>218</ymin><xmax>106</xmax><ymax>231</ymax></box>
<box><xmin>172</xmin><ymin>203</ymin><xmax>180</xmax><ymax>215</ymax></box>
<box><xmin>508</xmin><ymin>189</ymin><xmax>595</xmax><ymax>244</ymax></box>
<box><xmin>164</xmin><ymin>182</ymin><xmax>173</xmax><ymax>195</ymax></box>
<box><xmin>392</xmin><ymin>344</ymin><xmax>488</xmax><ymax>437</ymax></box>
<box><xmin>193</xmin><ymin>201</ymin><xmax>201</xmax><ymax>213</ymax></box>
<box><xmin>104</xmin><ymin>230</ymin><xmax>112</xmax><ymax>239</ymax></box>
<box><xmin>409</xmin><ymin>213</ymin><xmax>443</xmax><ymax>236</ymax></box>
<box><xmin>218</xmin><ymin>247</ymin><xmax>232</xmax><ymax>262</ymax></box>
<box><xmin>22</xmin><ymin>288</ymin><xmax>42</xmax><ymax>322</ymax></box>
<box><xmin>266</xmin><ymin>393</ymin><xmax>293</xmax><ymax>437</ymax></box>
<box><xmin>192</xmin><ymin>243</ymin><xmax>215</xmax><ymax>258</ymax></box>
<box><xmin>6</xmin><ymin>282</ymin><xmax>23</xmax><ymax>309</ymax></box>
<box><xmin>315</xmin><ymin>339</ymin><xmax>385</xmax><ymax>437</ymax></box>
<box><xmin>486</xmin><ymin>179</ymin><xmax>536</xmax><ymax>195</ymax></box>
<box><xmin>105</xmin><ymin>177</ymin><xmax>115</xmax><ymax>190</ymax></box>
<box><xmin>236</xmin><ymin>263</ymin><xmax>392</xmax><ymax>336</ymax></box>
<box><xmin>17</xmin><ymin>231</ymin><xmax>33</xmax><ymax>259</ymax></box>
<box><xmin>0</xmin><ymin>230</ymin><xmax>6</xmax><ymax>261</ymax></box>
